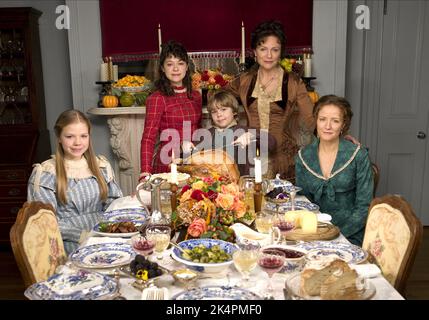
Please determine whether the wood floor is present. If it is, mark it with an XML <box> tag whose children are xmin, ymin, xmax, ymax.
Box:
<box><xmin>1</xmin><ymin>227</ymin><xmax>428</xmax><ymax>300</ymax></box>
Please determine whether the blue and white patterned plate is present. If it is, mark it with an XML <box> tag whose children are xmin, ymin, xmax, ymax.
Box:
<box><xmin>295</xmin><ymin>241</ymin><xmax>368</xmax><ymax>264</ymax></box>
<box><xmin>92</xmin><ymin>221</ymin><xmax>142</xmax><ymax>238</ymax></box>
<box><xmin>103</xmin><ymin>207</ymin><xmax>148</xmax><ymax>223</ymax></box>
<box><xmin>24</xmin><ymin>269</ymin><xmax>117</xmax><ymax>300</ymax></box>
<box><xmin>172</xmin><ymin>286</ymin><xmax>262</xmax><ymax>300</ymax></box>
<box><xmin>70</xmin><ymin>243</ymin><xmax>135</xmax><ymax>269</ymax></box>
<box><xmin>265</xmin><ymin>200</ymin><xmax>320</xmax><ymax>212</ymax></box>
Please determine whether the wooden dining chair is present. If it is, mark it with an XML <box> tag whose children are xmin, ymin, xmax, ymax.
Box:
<box><xmin>10</xmin><ymin>201</ymin><xmax>67</xmax><ymax>288</ymax></box>
<box><xmin>362</xmin><ymin>194</ymin><xmax>423</xmax><ymax>297</ymax></box>
<box><xmin>371</xmin><ymin>162</ymin><xmax>380</xmax><ymax>197</ymax></box>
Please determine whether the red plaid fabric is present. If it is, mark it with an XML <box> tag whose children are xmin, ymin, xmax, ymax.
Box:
<box><xmin>140</xmin><ymin>90</ymin><xmax>202</xmax><ymax>173</ymax></box>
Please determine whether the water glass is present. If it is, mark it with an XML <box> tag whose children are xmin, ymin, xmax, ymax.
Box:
<box><xmin>233</xmin><ymin>248</ymin><xmax>259</xmax><ymax>287</ymax></box>
<box><xmin>254</xmin><ymin>211</ymin><xmax>274</xmax><ymax>234</ymax></box>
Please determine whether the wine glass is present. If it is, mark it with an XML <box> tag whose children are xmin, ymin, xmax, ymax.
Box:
<box><xmin>257</xmin><ymin>249</ymin><xmax>285</xmax><ymax>292</ymax></box>
<box><xmin>239</xmin><ymin>175</ymin><xmax>256</xmax><ymax>215</ymax></box>
<box><xmin>273</xmin><ymin>215</ymin><xmax>296</xmax><ymax>245</ymax></box>
<box><xmin>233</xmin><ymin>248</ymin><xmax>259</xmax><ymax>288</ymax></box>
<box><xmin>145</xmin><ymin>225</ymin><xmax>171</xmax><ymax>260</ymax></box>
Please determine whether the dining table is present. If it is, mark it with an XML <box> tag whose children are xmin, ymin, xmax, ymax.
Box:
<box><xmin>68</xmin><ymin>194</ymin><xmax>405</xmax><ymax>301</ymax></box>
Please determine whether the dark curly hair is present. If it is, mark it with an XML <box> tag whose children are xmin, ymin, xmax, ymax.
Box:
<box><xmin>251</xmin><ymin>20</ymin><xmax>287</xmax><ymax>59</ymax></box>
<box><xmin>155</xmin><ymin>40</ymin><xmax>194</xmax><ymax>99</ymax></box>
<box><xmin>313</xmin><ymin>95</ymin><xmax>354</xmax><ymax>136</ymax></box>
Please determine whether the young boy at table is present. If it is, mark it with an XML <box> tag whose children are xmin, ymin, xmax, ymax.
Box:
<box><xmin>188</xmin><ymin>90</ymin><xmax>276</xmax><ymax>176</ymax></box>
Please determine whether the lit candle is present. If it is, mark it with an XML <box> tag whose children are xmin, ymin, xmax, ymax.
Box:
<box><xmin>158</xmin><ymin>24</ymin><xmax>162</xmax><ymax>54</ymax></box>
<box><xmin>254</xmin><ymin>148</ymin><xmax>262</xmax><ymax>183</ymax></box>
<box><xmin>171</xmin><ymin>149</ymin><xmax>178</xmax><ymax>185</ymax></box>
<box><xmin>241</xmin><ymin>21</ymin><xmax>245</xmax><ymax>64</ymax></box>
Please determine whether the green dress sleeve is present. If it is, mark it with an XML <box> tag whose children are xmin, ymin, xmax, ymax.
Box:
<box><xmin>336</xmin><ymin>148</ymin><xmax>373</xmax><ymax>244</ymax></box>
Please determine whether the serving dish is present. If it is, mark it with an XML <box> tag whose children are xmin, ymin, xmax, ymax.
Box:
<box><xmin>171</xmin><ymin>239</ymin><xmax>238</xmax><ymax>274</ymax></box>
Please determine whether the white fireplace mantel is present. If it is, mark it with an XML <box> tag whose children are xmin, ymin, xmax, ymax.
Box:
<box><xmin>87</xmin><ymin>107</ymin><xmax>211</xmax><ymax>196</ymax></box>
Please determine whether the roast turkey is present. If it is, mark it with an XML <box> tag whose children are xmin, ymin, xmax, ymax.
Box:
<box><xmin>177</xmin><ymin>149</ymin><xmax>240</xmax><ymax>183</ymax></box>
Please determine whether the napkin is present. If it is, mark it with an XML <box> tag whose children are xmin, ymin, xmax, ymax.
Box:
<box><xmin>84</xmin><ymin>236</ymin><xmax>129</xmax><ymax>247</ymax></box>
<box><xmin>350</xmin><ymin>264</ymin><xmax>382</xmax><ymax>278</ymax></box>
<box><xmin>106</xmin><ymin>194</ymin><xmax>150</xmax><ymax>212</ymax></box>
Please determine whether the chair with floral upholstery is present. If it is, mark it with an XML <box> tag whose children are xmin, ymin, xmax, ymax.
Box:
<box><xmin>362</xmin><ymin>194</ymin><xmax>423</xmax><ymax>297</ymax></box>
<box><xmin>10</xmin><ymin>201</ymin><xmax>67</xmax><ymax>288</ymax></box>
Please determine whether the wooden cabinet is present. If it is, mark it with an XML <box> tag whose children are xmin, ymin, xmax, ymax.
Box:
<box><xmin>0</xmin><ymin>8</ymin><xmax>51</xmax><ymax>246</ymax></box>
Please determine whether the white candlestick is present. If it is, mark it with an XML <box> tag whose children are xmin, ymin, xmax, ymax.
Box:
<box><xmin>113</xmin><ymin>65</ymin><xmax>118</xmax><ymax>81</ymax></box>
<box><xmin>254</xmin><ymin>157</ymin><xmax>262</xmax><ymax>183</ymax></box>
<box><xmin>158</xmin><ymin>24</ymin><xmax>162</xmax><ymax>54</ymax></box>
<box><xmin>100</xmin><ymin>62</ymin><xmax>108</xmax><ymax>82</ymax></box>
<box><xmin>241</xmin><ymin>21</ymin><xmax>245</xmax><ymax>64</ymax></box>
<box><xmin>171</xmin><ymin>149</ymin><xmax>178</xmax><ymax>184</ymax></box>
<box><xmin>171</xmin><ymin>163</ymin><xmax>178</xmax><ymax>185</ymax></box>
<box><xmin>304</xmin><ymin>56</ymin><xmax>312</xmax><ymax>77</ymax></box>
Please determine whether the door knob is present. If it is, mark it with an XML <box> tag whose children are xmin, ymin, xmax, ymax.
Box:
<box><xmin>417</xmin><ymin>131</ymin><xmax>426</xmax><ymax>139</ymax></box>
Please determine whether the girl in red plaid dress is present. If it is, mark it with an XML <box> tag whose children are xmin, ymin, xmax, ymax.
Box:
<box><xmin>140</xmin><ymin>41</ymin><xmax>202</xmax><ymax>178</ymax></box>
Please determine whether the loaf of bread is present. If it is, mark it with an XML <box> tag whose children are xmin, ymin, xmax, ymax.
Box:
<box><xmin>285</xmin><ymin>210</ymin><xmax>316</xmax><ymax>227</ymax></box>
<box><xmin>300</xmin><ymin>259</ymin><xmax>359</xmax><ymax>300</ymax></box>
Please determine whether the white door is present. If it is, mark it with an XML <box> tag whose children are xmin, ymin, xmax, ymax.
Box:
<box><xmin>375</xmin><ymin>0</ymin><xmax>429</xmax><ymax>224</ymax></box>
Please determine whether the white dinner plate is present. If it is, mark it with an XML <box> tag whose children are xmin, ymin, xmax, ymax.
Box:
<box><xmin>316</xmin><ymin>213</ymin><xmax>332</xmax><ymax>222</ymax></box>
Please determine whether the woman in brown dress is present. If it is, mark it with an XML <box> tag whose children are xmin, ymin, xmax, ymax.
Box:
<box><xmin>226</xmin><ymin>20</ymin><xmax>315</xmax><ymax>182</ymax></box>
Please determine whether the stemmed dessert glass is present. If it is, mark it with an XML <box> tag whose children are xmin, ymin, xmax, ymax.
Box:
<box><xmin>286</xmin><ymin>186</ymin><xmax>302</xmax><ymax>211</ymax></box>
<box><xmin>257</xmin><ymin>249</ymin><xmax>285</xmax><ymax>292</ymax></box>
<box><xmin>145</xmin><ymin>225</ymin><xmax>171</xmax><ymax>260</ymax></box>
<box><xmin>273</xmin><ymin>215</ymin><xmax>296</xmax><ymax>245</ymax></box>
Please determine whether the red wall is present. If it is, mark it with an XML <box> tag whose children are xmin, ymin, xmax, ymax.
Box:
<box><xmin>100</xmin><ymin>0</ymin><xmax>313</xmax><ymax>57</ymax></box>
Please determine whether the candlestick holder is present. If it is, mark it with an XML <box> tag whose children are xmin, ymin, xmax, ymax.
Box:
<box><xmin>170</xmin><ymin>183</ymin><xmax>178</xmax><ymax>213</ymax></box>
<box><xmin>95</xmin><ymin>80</ymin><xmax>115</xmax><ymax>107</ymax></box>
<box><xmin>301</xmin><ymin>77</ymin><xmax>317</xmax><ymax>92</ymax></box>
<box><xmin>238</xmin><ymin>63</ymin><xmax>247</xmax><ymax>74</ymax></box>
<box><xmin>253</xmin><ymin>182</ymin><xmax>262</xmax><ymax>213</ymax></box>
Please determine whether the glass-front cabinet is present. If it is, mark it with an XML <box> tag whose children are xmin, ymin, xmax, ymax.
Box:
<box><xmin>0</xmin><ymin>7</ymin><xmax>50</xmax><ymax>246</ymax></box>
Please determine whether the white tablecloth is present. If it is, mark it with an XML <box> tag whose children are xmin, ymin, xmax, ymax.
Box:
<box><xmin>80</xmin><ymin>234</ymin><xmax>403</xmax><ymax>300</ymax></box>
<box><xmin>76</xmin><ymin>194</ymin><xmax>404</xmax><ymax>300</ymax></box>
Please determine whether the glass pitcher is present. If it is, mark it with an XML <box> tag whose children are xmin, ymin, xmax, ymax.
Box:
<box><xmin>136</xmin><ymin>176</ymin><xmax>170</xmax><ymax>226</ymax></box>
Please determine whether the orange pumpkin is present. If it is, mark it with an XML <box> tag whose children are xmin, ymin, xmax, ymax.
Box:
<box><xmin>102</xmin><ymin>95</ymin><xmax>119</xmax><ymax>108</ymax></box>
<box><xmin>308</xmin><ymin>90</ymin><xmax>319</xmax><ymax>104</ymax></box>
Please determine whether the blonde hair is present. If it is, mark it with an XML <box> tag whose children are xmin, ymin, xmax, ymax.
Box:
<box><xmin>54</xmin><ymin>110</ymin><xmax>108</xmax><ymax>204</ymax></box>
<box><xmin>207</xmin><ymin>90</ymin><xmax>239</xmax><ymax>125</ymax></box>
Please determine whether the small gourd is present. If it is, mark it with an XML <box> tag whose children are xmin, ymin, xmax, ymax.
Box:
<box><xmin>102</xmin><ymin>95</ymin><xmax>119</xmax><ymax>108</ymax></box>
<box><xmin>307</xmin><ymin>90</ymin><xmax>319</xmax><ymax>105</ymax></box>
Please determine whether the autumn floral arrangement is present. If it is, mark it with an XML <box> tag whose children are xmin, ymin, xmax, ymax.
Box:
<box><xmin>192</xmin><ymin>69</ymin><xmax>234</xmax><ymax>91</ymax></box>
<box><xmin>171</xmin><ymin>176</ymin><xmax>251</xmax><ymax>242</ymax></box>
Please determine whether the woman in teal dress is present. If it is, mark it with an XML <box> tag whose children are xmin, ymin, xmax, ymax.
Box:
<box><xmin>295</xmin><ymin>95</ymin><xmax>373</xmax><ymax>246</ymax></box>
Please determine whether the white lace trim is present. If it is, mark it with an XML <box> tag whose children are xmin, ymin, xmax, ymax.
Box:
<box><xmin>298</xmin><ymin>145</ymin><xmax>361</xmax><ymax>180</ymax></box>
<box><xmin>32</xmin><ymin>155</ymin><xmax>114</xmax><ymax>191</ymax></box>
